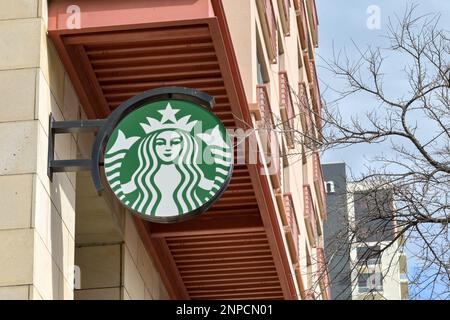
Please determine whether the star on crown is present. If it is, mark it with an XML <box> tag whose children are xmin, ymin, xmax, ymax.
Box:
<box><xmin>140</xmin><ymin>103</ymin><xmax>198</xmax><ymax>134</ymax></box>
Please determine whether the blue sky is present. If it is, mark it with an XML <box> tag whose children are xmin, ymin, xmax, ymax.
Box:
<box><xmin>316</xmin><ymin>0</ymin><xmax>450</xmax><ymax>173</ymax></box>
<box><xmin>315</xmin><ymin>0</ymin><xmax>450</xmax><ymax>299</ymax></box>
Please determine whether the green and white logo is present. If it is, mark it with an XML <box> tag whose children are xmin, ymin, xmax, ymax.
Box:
<box><xmin>104</xmin><ymin>99</ymin><xmax>233</xmax><ymax>222</ymax></box>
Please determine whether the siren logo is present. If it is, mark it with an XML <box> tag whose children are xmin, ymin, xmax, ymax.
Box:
<box><xmin>104</xmin><ymin>99</ymin><xmax>233</xmax><ymax>222</ymax></box>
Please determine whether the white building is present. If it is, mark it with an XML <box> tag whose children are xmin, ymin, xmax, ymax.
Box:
<box><xmin>347</xmin><ymin>183</ymin><xmax>409</xmax><ymax>300</ymax></box>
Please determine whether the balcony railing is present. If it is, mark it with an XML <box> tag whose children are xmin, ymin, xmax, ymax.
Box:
<box><xmin>249</xmin><ymin>85</ymin><xmax>281</xmax><ymax>189</ymax></box>
<box><xmin>294</xmin><ymin>0</ymin><xmax>309</xmax><ymax>50</ymax></box>
<box><xmin>399</xmin><ymin>253</ymin><xmax>407</xmax><ymax>274</ymax></box>
<box><xmin>283</xmin><ymin>193</ymin><xmax>300</xmax><ymax>264</ymax></box>
<box><xmin>278</xmin><ymin>0</ymin><xmax>291</xmax><ymax>36</ymax></box>
<box><xmin>305</xmin><ymin>291</ymin><xmax>316</xmax><ymax>300</ymax></box>
<box><xmin>317</xmin><ymin>247</ymin><xmax>331</xmax><ymax>299</ymax></box>
<box><xmin>275</xmin><ymin>191</ymin><xmax>304</xmax><ymax>298</ymax></box>
<box><xmin>303</xmin><ymin>52</ymin><xmax>313</xmax><ymax>83</ymax></box>
<box><xmin>400</xmin><ymin>280</ymin><xmax>409</xmax><ymax>299</ymax></box>
<box><xmin>295</xmin><ymin>265</ymin><xmax>306</xmax><ymax>300</ymax></box>
<box><xmin>298</xmin><ymin>81</ymin><xmax>315</xmax><ymax>143</ymax></box>
<box><xmin>257</xmin><ymin>0</ymin><xmax>278</xmax><ymax>63</ymax></box>
<box><xmin>250</xmin><ymin>85</ymin><xmax>275</xmax><ymax>129</ymax></box>
<box><xmin>308</xmin><ymin>60</ymin><xmax>320</xmax><ymax>108</ymax></box>
<box><xmin>303</xmin><ymin>184</ymin><xmax>317</xmax><ymax>247</ymax></box>
<box><xmin>306</xmin><ymin>0</ymin><xmax>319</xmax><ymax>47</ymax></box>
<box><xmin>279</xmin><ymin>71</ymin><xmax>295</xmax><ymax>148</ymax></box>
<box><xmin>312</xmin><ymin>151</ymin><xmax>326</xmax><ymax>220</ymax></box>
<box><xmin>308</xmin><ymin>59</ymin><xmax>322</xmax><ymax>135</ymax></box>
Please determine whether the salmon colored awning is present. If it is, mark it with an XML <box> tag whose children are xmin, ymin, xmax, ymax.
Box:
<box><xmin>49</xmin><ymin>0</ymin><xmax>297</xmax><ymax>299</ymax></box>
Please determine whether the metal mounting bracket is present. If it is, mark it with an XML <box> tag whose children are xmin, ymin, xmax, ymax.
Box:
<box><xmin>47</xmin><ymin>113</ymin><xmax>106</xmax><ymax>182</ymax></box>
<box><xmin>48</xmin><ymin>87</ymin><xmax>215</xmax><ymax>194</ymax></box>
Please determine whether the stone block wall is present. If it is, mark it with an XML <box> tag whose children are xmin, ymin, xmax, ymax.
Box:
<box><xmin>0</xmin><ymin>0</ymin><xmax>168</xmax><ymax>300</ymax></box>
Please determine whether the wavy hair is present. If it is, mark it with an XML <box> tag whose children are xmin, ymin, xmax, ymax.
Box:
<box><xmin>130</xmin><ymin>129</ymin><xmax>203</xmax><ymax>216</ymax></box>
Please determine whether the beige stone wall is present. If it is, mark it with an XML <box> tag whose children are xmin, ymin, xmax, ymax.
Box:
<box><xmin>74</xmin><ymin>170</ymin><xmax>168</xmax><ymax>300</ymax></box>
<box><xmin>222</xmin><ymin>0</ymin><xmax>257</xmax><ymax>101</ymax></box>
<box><xmin>122</xmin><ymin>213</ymin><xmax>169</xmax><ymax>300</ymax></box>
<box><xmin>0</xmin><ymin>0</ymin><xmax>167</xmax><ymax>300</ymax></box>
<box><xmin>73</xmin><ymin>218</ymin><xmax>169</xmax><ymax>300</ymax></box>
<box><xmin>0</xmin><ymin>0</ymin><xmax>78</xmax><ymax>299</ymax></box>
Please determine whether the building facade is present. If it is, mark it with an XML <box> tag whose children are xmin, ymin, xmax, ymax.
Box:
<box><xmin>348</xmin><ymin>183</ymin><xmax>409</xmax><ymax>300</ymax></box>
<box><xmin>322</xmin><ymin>163</ymin><xmax>352</xmax><ymax>300</ymax></box>
<box><xmin>0</xmin><ymin>0</ymin><xmax>328</xmax><ymax>300</ymax></box>
<box><xmin>323</xmin><ymin>163</ymin><xmax>409</xmax><ymax>300</ymax></box>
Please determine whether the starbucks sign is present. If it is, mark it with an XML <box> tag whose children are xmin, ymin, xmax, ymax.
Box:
<box><xmin>101</xmin><ymin>91</ymin><xmax>233</xmax><ymax>223</ymax></box>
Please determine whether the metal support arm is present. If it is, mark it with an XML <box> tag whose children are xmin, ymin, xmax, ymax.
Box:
<box><xmin>47</xmin><ymin>113</ymin><xmax>106</xmax><ymax>181</ymax></box>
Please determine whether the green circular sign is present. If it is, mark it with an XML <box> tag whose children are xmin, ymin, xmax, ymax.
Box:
<box><xmin>104</xmin><ymin>99</ymin><xmax>233</xmax><ymax>223</ymax></box>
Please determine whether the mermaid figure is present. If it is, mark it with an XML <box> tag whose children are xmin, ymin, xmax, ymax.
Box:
<box><xmin>104</xmin><ymin>103</ymin><xmax>232</xmax><ymax>217</ymax></box>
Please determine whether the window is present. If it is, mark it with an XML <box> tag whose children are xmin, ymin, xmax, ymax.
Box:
<box><xmin>282</xmin><ymin>145</ymin><xmax>290</xmax><ymax>192</ymax></box>
<box><xmin>297</xmin><ymin>41</ymin><xmax>303</xmax><ymax>69</ymax></box>
<box><xmin>278</xmin><ymin>27</ymin><xmax>285</xmax><ymax>71</ymax></box>
<box><xmin>356</xmin><ymin>246</ymin><xmax>381</xmax><ymax>266</ymax></box>
<box><xmin>278</xmin><ymin>27</ymin><xmax>284</xmax><ymax>55</ymax></box>
<box><xmin>256</xmin><ymin>0</ymin><xmax>278</xmax><ymax>63</ymax></box>
<box><xmin>278</xmin><ymin>51</ymin><xmax>285</xmax><ymax>71</ymax></box>
<box><xmin>358</xmin><ymin>272</ymin><xmax>383</xmax><ymax>293</ymax></box>
<box><xmin>257</xmin><ymin>58</ymin><xmax>265</xmax><ymax>85</ymax></box>
<box><xmin>307</xmin><ymin>32</ymin><xmax>314</xmax><ymax>59</ymax></box>
<box><xmin>305</xmin><ymin>244</ymin><xmax>313</xmax><ymax>288</ymax></box>
<box><xmin>256</xmin><ymin>32</ymin><xmax>270</xmax><ymax>84</ymax></box>
<box><xmin>298</xmin><ymin>41</ymin><xmax>306</xmax><ymax>81</ymax></box>
<box><xmin>314</xmin><ymin>208</ymin><xmax>322</xmax><ymax>246</ymax></box>
<box><xmin>302</xmin><ymin>146</ymin><xmax>308</xmax><ymax>185</ymax></box>
<box><xmin>325</xmin><ymin>181</ymin><xmax>335</xmax><ymax>193</ymax></box>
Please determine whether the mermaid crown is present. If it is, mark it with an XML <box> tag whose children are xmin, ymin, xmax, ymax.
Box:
<box><xmin>140</xmin><ymin>103</ymin><xmax>198</xmax><ymax>134</ymax></box>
